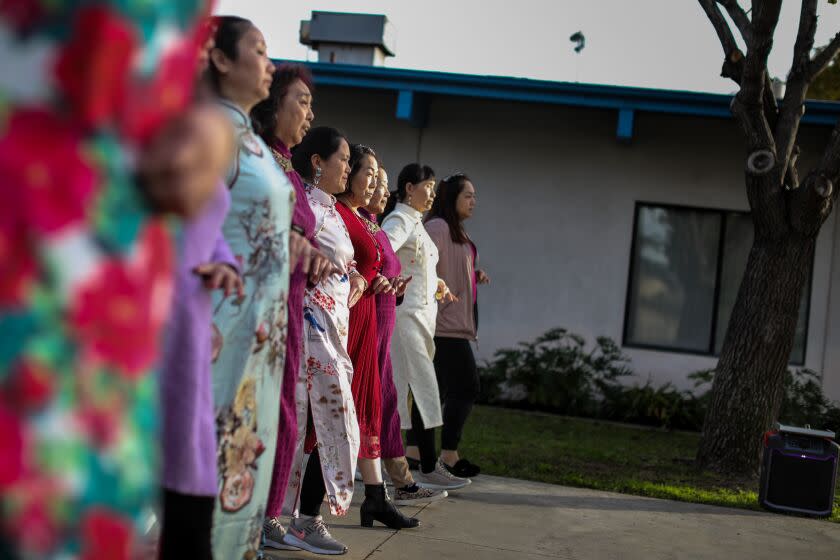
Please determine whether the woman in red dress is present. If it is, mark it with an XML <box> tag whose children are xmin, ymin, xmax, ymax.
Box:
<box><xmin>335</xmin><ymin>144</ymin><xmax>419</xmax><ymax>529</ymax></box>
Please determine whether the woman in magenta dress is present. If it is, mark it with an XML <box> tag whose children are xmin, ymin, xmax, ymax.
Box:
<box><xmin>335</xmin><ymin>145</ymin><xmax>419</xmax><ymax>529</ymax></box>
<box><xmin>251</xmin><ymin>63</ymin><xmax>337</xmax><ymax>549</ymax></box>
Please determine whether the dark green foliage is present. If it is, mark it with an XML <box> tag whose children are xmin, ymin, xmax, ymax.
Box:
<box><xmin>479</xmin><ymin>328</ymin><xmax>840</xmax><ymax>432</ymax></box>
<box><xmin>478</xmin><ymin>328</ymin><xmax>632</xmax><ymax>416</ymax></box>
<box><xmin>809</xmin><ymin>51</ymin><xmax>840</xmax><ymax>101</ymax></box>
<box><xmin>692</xmin><ymin>368</ymin><xmax>840</xmax><ymax>433</ymax></box>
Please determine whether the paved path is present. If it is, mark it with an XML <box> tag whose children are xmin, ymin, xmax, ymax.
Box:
<box><xmin>264</xmin><ymin>475</ymin><xmax>840</xmax><ymax>559</ymax></box>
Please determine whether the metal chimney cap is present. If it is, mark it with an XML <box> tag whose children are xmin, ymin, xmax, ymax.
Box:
<box><xmin>300</xmin><ymin>11</ymin><xmax>395</xmax><ymax>56</ymax></box>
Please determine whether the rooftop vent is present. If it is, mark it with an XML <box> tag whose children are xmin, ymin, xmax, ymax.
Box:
<box><xmin>300</xmin><ymin>11</ymin><xmax>395</xmax><ymax>66</ymax></box>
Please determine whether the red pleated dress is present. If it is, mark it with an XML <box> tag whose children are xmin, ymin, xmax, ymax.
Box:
<box><xmin>335</xmin><ymin>202</ymin><xmax>383</xmax><ymax>458</ymax></box>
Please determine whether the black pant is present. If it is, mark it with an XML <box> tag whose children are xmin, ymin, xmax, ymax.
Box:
<box><xmin>299</xmin><ymin>449</ymin><xmax>326</xmax><ymax>517</ymax></box>
<box><xmin>433</xmin><ymin>337</ymin><xmax>480</xmax><ymax>451</ymax></box>
<box><xmin>159</xmin><ymin>488</ymin><xmax>215</xmax><ymax>560</ymax></box>
<box><xmin>405</xmin><ymin>397</ymin><xmax>438</xmax><ymax>473</ymax></box>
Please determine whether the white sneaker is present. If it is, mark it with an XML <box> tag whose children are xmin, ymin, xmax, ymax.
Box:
<box><xmin>262</xmin><ymin>517</ymin><xmax>300</xmax><ymax>550</ymax></box>
<box><xmin>414</xmin><ymin>459</ymin><xmax>471</xmax><ymax>491</ymax></box>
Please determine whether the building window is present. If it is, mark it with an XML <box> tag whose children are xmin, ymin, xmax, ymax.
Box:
<box><xmin>623</xmin><ymin>203</ymin><xmax>811</xmax><ymax>364</ymax></box>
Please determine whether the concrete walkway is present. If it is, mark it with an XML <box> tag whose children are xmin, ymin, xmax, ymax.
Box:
<box><xmin>264</xmin><ymin>475</ymin><xmax>840</xmax><ymax>559</ymax></box>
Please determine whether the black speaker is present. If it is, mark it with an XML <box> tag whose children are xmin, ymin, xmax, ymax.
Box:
<box><xmin>759</xmin><ymin>423</ymin><xmax>838</xmax><ymax>517</ymax></box>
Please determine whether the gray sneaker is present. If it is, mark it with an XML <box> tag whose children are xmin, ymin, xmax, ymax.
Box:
<box><xmin>283</xmin><ymin>515</ymin><xmax>347</xmax><ymax>555</ymax></box>
<box><xmin>415</xmin><ymin>459</ymin><xmax>471</xmax><ymax>491</ymax></box>
<box><xmin>394</xmin><ymin>485</ymin><xmax>448</xmax><ymax>506</ymax></box>
<box><xmin>263</xmin><ymin>517</ymin><xmax>300</xmax><ymax>551</ymax></box>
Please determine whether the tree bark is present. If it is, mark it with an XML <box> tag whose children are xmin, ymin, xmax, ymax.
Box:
<box><xmin>692</xmin><ymin>0</ymin><xmax>840</xmax><ymax>477</ymax></box>
<box><xmin>696</xmin><ymin>230</ymin><xmax>815</xmax><ymax>475</ymax></box>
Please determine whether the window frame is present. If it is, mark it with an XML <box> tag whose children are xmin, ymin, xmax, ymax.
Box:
<box><xmin>621</xmin><ymin>200</ymin><xmax>813</xmax><ymax>366</ymax></box>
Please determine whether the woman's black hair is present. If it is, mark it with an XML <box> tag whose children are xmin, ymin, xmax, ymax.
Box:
<box><xmin>338</xmin><ymin>144</ymin><xmax>377</xmax><ymax>197</ymax></box>
<box><xmin>251</xmin><ymin>64</ymin><xmax>315</xmax><ymax>143</ymax></box>
<box><xmin>426</xmin><ymin>173</ymin><xmax>472</xmax><ymax>243</ymax></box>
<box><xmin>290</xmin><ymin>126</ymin><xmax>348</xmax><ymax>181</ymax></box>
<box><xmin>206</xmin><ymin>16</ymin><xmax>253</xmax><ymax>95</ymax></box>
<box><xmin>382</xmin><ymin>163</ymin><xmax>435</xmax><ymax>217</ymax></box>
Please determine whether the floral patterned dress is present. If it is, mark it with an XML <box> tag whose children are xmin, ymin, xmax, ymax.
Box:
<box><xmin>0</xmin><ymin>3</ymin><xmax>210</xmax><ymax>559</ymax></box>
<box><xmin>284</xmin><ymin>184</ymin><xmax>360</xmax><ymax>518</ymax></box>
<box><xmin>210</xmin><ymin>101</ymin><xmax>293</xmax><ymax>559</ymax></box>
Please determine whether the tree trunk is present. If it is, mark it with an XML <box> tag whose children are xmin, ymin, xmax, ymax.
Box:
<box><xmin>696</xmin><ymin>230</ymin><xmax>815</xmax><ymax>476</ymax></box>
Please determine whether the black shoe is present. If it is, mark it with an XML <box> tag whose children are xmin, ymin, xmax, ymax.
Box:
<box><xmin>406</xmin><ymin>457</ymin><xmax>421</xmax><ymax>471</ymax></box>
<box><xmin>360</xmin><ymin>483</ymin><xmax>420</xmax><ymax>529</ymax></box>
<box><xmin>444</xmin><ymin>459</ymin><xmax>481</xmax><ymax>478</ymax></box>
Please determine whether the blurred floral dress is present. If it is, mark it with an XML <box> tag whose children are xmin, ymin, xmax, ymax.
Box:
<box><xmin>0</xmin><ymin>1</ymin><xmax>211</xmax><ymax>559</ymax></box>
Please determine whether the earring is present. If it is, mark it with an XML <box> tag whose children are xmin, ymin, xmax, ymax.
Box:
<box><xmin>406</xmin><ymin>192</ymin><xmax>412</xmax><ymax>205</ymax></box>
<box><xmin>314</xmin><ymin>167</ymin><xmax>322</xmax><ymax>187</ymax></box>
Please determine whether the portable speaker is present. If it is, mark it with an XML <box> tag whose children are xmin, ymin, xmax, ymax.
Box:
<box><xmin>759</xmin><ymin>423</ymin><xmax>838</xmax><ymax>517</ymax></box>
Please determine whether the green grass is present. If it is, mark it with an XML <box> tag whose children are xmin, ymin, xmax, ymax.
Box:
<box><xmin>454</xmin><ymin>405</ymin><xmax>840</xmax><ymax>522</ymax></box>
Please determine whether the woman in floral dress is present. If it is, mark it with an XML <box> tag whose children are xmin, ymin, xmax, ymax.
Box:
<box><xmin>281</xmin><ymin>127</ymin><xmax>361</xmax><ymax>555</ymax></box>
<box><xmin>206</xmin><ymin>16</ymin><xmax>294</xmax><ymax>559</ymax></box>
<box><xmin>0</xmin><ymin>3</ymin><xmax>225</xmax><ymax>559</ymax></box>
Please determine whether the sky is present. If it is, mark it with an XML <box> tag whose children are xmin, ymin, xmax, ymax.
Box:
<box><xmin>214</xmin><ymin>1</ymin><xmax>840</xmax><ymax>94</ymax></box>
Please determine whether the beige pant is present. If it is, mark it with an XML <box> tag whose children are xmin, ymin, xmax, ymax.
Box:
<box><xmin>383</xmin><ymin>457</ymin><xmax>414</xmax><ymax>488</ymax></box>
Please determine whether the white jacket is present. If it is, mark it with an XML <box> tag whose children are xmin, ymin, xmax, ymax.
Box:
<box><xmin>381</xmin><ymin>203</ymin><xmax>443</xmax><ymax>429</ymax></box>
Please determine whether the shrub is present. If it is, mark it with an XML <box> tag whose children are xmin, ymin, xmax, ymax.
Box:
<box><xmin>601</xmin><ymin>381</ymin><xmax>708</xmax><ymax>431</ymax></box>
<box><xmin>477</xmin><ymin>328</ymin><xmax>632</xmax><ymax>416</ymax></box>
<box><xmin>691</xmin><ymin>368</ymin><xmax>840</xmax><ymax>433</ymax></box>
<box><xmin>480</xmin><ymin>328</ymin><xmax>840</xmax><ymax>433</ymax></box>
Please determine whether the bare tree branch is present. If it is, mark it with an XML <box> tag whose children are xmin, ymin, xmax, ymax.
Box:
<box><xmin>716</xmin><ymin>0</ymin><xmax>752</xmax><ymax>45</ymax></box>
<box><xmin>698</xmin><ymin>0</ymin><xmax>745</xmax><ymax>80</ymax></box>
<box><xmin>735</xmin><ymin>0</ymin><xmax>781</xmax><ymax>149</ymax></box>
<box><xmin>776</xmin><ymin>1</ymin><xmax>818</xmax><ymax>185</ymax></box>
<box><xmin>789</xmin><ymin>119</ymin><xmax>840</xmax><ymax>236</ymax></box>
<box><xmin>697</xmin><ymin>0</ymin><xmax>798</xmax><ymax>192</ymax></box>
<box><xmin>809</xmin><ymin>30</ymin><xmax>840</xmax><ymax>80</ymax></box>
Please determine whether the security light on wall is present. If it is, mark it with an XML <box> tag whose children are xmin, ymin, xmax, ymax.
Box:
<box><xmin>570</xmin><ymin>31</ymin><xmax>585</xmax><ymax>54</ymax></box>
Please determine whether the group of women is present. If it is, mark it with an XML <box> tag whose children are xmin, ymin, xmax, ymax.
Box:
<box><xmin>0</xmin><ymin>7</ymin><xmax>487</xmax><ymax>560</ymax></box>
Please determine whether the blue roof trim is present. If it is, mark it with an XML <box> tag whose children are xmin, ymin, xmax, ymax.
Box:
<box><xmin>279</xmin><ymin>60</ymin><xmax>840</xmax><ymax>127</ymax></box>
<box><xmin>617</xmin><ymin>108</ymin><xmax>635</xmax><ymax>142</ymax></box>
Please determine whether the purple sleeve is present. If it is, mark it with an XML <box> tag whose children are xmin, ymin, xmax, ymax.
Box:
<box><xmin>211</xmin><ymin>233</ymin><xmax>239</xmax><ymax>274</ymax></box>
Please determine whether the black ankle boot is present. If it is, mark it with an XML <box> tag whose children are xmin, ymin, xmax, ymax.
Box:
<box><xmin>360</xmin><ymin>483</ymin><xmax>420</xmax><ymax>529</ymax></box>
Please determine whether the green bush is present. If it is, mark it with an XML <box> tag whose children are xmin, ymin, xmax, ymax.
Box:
<box><xmin>691</xmin><ymin>368</ymin><xmax>840</xmax><ymax>433</ymax></box>
<box><xmin>479</xmin><ymin>328</ymin><xmax>840</xmax><ymax>433</ymax></box>
<box><xmin>478</xmin><ymin>328</ymin><xmax>632</xmax><ymax>416</ymax></box>
<box><xmin>600</xmin><ymin>381</ymin><xmax>708</xmax><ymax>431</ymax></box>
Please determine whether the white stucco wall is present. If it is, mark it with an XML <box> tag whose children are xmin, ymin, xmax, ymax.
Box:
<box><xmin>311</xmin><ymin>86</ymin><xmax>840</xmax><ymax>399</ymax></box>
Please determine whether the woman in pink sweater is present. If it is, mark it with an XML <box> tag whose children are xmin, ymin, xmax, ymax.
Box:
<box><xmin>424</xmin><ymin>173</ymin><xmax>490</xmax><ymax>479</ymax></box>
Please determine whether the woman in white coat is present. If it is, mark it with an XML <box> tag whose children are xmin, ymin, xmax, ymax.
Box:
<box><xmin>381</xmin><ymin>164</ymin><xmax>469</xmax><ymax>491</ymax></box>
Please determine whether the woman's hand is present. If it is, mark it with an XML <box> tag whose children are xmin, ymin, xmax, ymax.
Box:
<box><xmin>348</xmin><ymin>273</ymin><xmax>367</xmax><ymax>307</ymax></box>
<box><xmin>476</xmin><ymin>269</ymin><xmax>491</xmax><ymax>285</ymax></box>
<box><xmin>139</xmin><ymin>103</ymin><xmax>233</xmax><ymax>218</ymax></box>
<box><xmin>370</xmin><ymin>274</ymin><xmax>395</xmax><ymax>295</ymax></box>
<box><xmin>391</xmin><ymin>275</ymin><xmax>412</xmax><ymax>298</ymax></box>
<box><xmin>194</xmin><ymin>263</ymin><xmax>244</xmax><ymax>297</ymax></box>
<box><xmin>307</xmin><ymin>247</ymin><xmax>342</xmax><ymax>286</ymax></box>
<box><xmin>435</xmin><ymin>279</ymin><xmax>458</xmax><ymax>303</ymax></box>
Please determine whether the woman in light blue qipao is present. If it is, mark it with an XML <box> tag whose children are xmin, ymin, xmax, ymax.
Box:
<box><xmin>207</xmin><ymin>16</ymin><xmax>294</xmax><ymax>559</ymax></box>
